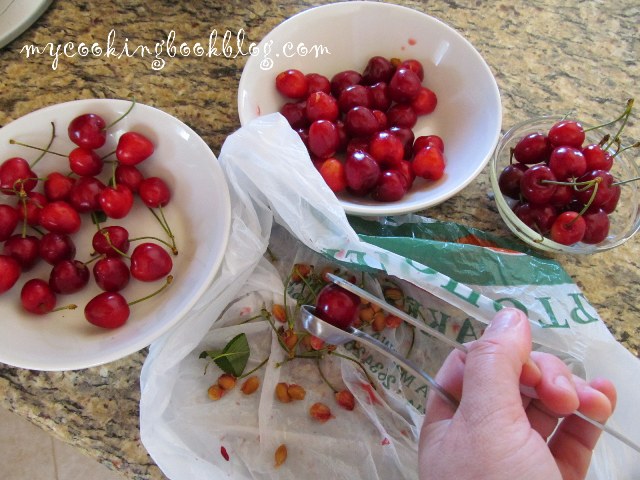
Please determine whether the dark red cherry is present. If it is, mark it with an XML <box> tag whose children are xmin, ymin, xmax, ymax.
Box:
<box><xmin>130</xmin><ymin>243</ymin><xmax>173</xmax><ymax>282</ymax></box>
<box><xmin>315</xmin><ymin>283</ymin><xmax>361</xmax><ymax>330</ymax></box>
<box><xmin>20</xmin><ymin>279</ymin><xmax>57</xmax><ymax>315</ymax></box>
<box><xmin>3</xmin><ymin>234</ymin><xmax>40</xmax><ymax>270</ymax></box>
<box><xmin>85</xmin><ymin>292</ymin><xmax>130</xmax><ymax>329</ymax></box>
<box><xmin>68</xmin><ymin>113</ymin><xmax>107</xmax><ymax>149</ymax></box>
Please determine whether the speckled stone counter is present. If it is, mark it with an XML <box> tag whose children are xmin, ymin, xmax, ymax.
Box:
<box><xmin>0</xmin><ymin>1</ymin><xmax>638</xmax><ymax>478</ymax></box>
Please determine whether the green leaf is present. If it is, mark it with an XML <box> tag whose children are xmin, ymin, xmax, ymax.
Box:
<box><xmin>199</xmin><ymin>333</ymin><xmax>250</xmax><ymax>377</ymax></box>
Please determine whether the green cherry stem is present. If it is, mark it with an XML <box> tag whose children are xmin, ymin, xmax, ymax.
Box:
<box><xmin>128</xmin><ymin>274</ymin><xmax>173</xmax><ymax>307</ymax></box>
<box><xmin>30</xmin><ymin>122</ymin><xmax>57</xmax><ymax>169</ymax></box>
<box><xmin>104</xmin><ymin>98</ymin><xmax>137</xmax><ymax>130</ymax></box>
<box><xmin>584</xmin><ymin>98</ymin><xmax>634</xmax><ymax>134</ymax></box>
<box><xmin>613</xmin><ymin>141</ymin><xmax>640</xmax><ymax>158</ymax></box>
<box><xmin>613</xmin><ymin>176</ymin><xmax>640</xmax><ymax>187</ymax></box>
<box><xmin>129</xmin><ymin>235</ymin><xmax>177</xmax><ymax>254</ymax></box>
<box><xmin>9</xmin><ymin>139</ymin><xmax>66</xmax><ymax>157</ymax></box>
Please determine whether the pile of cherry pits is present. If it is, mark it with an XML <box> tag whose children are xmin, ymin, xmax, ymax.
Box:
<box><xmin>0</xmin><ymin>104</ymin><xmax>175</xmax><ymax>329</ymax></box>
<box><xmin>498</xmin><ymin>102</ymin><xmax>637</xmax><ymax>246</ymax></box>
<box><xmin>275</xmin><ymin>55</ymin><xmax>445</xmax><ymax>202</ymax></box>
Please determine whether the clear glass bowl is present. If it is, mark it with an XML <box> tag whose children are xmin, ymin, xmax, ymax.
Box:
<box><xmin>489</xmin><ymin>115</ymin><xmax>640</xmax><ymax>254</ymax></box>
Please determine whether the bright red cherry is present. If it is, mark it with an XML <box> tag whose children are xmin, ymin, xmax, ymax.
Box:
<box><xmin>550</xmin><ymin>211</ymin><xmax>586</xmax><ymax>245</ymax></box>
<box><xmin>362</xmin><ymin>56</ymin><xmax>395</xmax><ymax>85</ymax></box>
<box><xmin>93</xmin><ymin>256</ymin><xmax>131</xmax><ymax>292</ymax></box>
<box><xmin>138</xmin><ymin>177</ymin><xmax>171</xmax><ymax>208</ymax></box>
<box><xmin>0</xmin><ymin>157</ymin><xmax>37</xmax><ymax>195</ymax></box>
<box><xmin>513</xmin><ymin>132</ymin><xmax>551</xmax><ymax>165</ymax></box>
<box><xmin>0</xmin><ymin>204</ymin><xmax>20</xmax><ymax>241</ymax></box>
<box><xmin>130</xmin><ymin>243</ymin><xmax>173</xmax><ymax>282</ymax></box>
<box><xmin>39</xmin><ymin>201</ymin><xmax>82</xmax><ymax>234</ymax></box>
<box><xmin>582</xmin><ymin>144</ymin><xmax>613</xmax><ymax>171</ymax></box>
<box><xmin>412</xmin><ymin>146</ymin><xmax>446</xmax><ymax>181</ymax></box>
<box><xmin>574</xmin><ymin>170</ymin><xmax>615</xmax><ymax>208</ymax></box>
<box><xmin>98</xmin><ymin>184</ymin><xmax>134</xmax><ymax>218</ymax></box>
<box><xmin>411</xmin><ymin>87</ymin><xmax>438</xmax><ymax>116</ymax></box>
<box><xmin>92</xmin><ymin>226</ymin><xmax>130</xmax><ymax>256</ymax></box>
<box><xmin>308</xmin><ymin>120</ymin><xmax>339</xmax><ymax>159</ymax></box>
<box><xmin>369</xmin><ymin>131</ymin><xmax>404</xmax><ymax>168</ymax></box>
<box><xmin>318</xmin><ymin>158</ymin><xmax>347</xmax><ymax>193</ymax></box>
<box><xmin>16</xmin><ymin>191</ymin><xmax>47</xmax><ymax>227</ymax></box>
<box><xmin>44</xmin><ymin>172</ymin><xmax>76</xmax><ymax>201</ymax></box>
<box><xmin>114</xmin><ymin>164</ymin><xmax>144</xmax><ymax>193</ymax></box>
<box><xmin>68</xmin><ymin>113</ymin><xmax>107</xmax><ymax>149</ymax></box>
<box><xmin>116</xmin><ymin>132</ymin><xmax>154</xmax><ymax>166</ymax></box>
<box><xmin>520</xmin><ymin>164</ymin><xmax>557</xmax><ymax>204</ymax></box>
<box><xmin>388</xmin><ymin>67</ymin><xmax>421</xmax><ymax>103</ymax></box>
<box><xmin>548</xmin><ymin>120</ymin><xmax>585</xmax><ymax>148</ymax></box>
<box><xmin>85</xmin><ymin>292</ymin><xmax>130</xmax><ymax>329</ymax></box>
<box><xmin>398</xmin><ymin>59</ymin><xmax>425</xmax><ymax>81</ymax></box>
<box><xmin>315</xmin><ymin>283</ymin><xmax>361</xmax><ymax>330</ymax></box>
<box><xmin>275</xmin><ymin>69</ymin><xmax>309</xmax><ymax>99</ymax></box>
<box><xmin>305</xmin><ymin>91</ymin><xmax>339</xmax><ymax>122</ymax></box>
<box><xmin>69</xmin><ymin>176</ymin><xmax>106</xmax><ymax>213</ymax></box>
<box><xmin>0</xmin><ymin>254</ymin><xmax>21</xmax><ymax>294</ymax></box>
<box><xmin>344</xmin><ymin>151</ymin><xmax>381</xmax><ymax>196</ymax></box>
<box><xmin>305</xmin><ymin>73</ymin><xmax>331</xmax><ymax>96</ymax></box>
<box><xmin>21</xmin><ymin>279</ymin><xmax>57</xmax><ymax>315</ymax></box>
<box><xmin>68</xmin><ymin>147</ymin><xmax>103</xmax><ymax>177</ymax></box>
<box><xmin>548</xmin><ymin>146</ymin><xmax>587</xmax><ymax>180</ymax></box>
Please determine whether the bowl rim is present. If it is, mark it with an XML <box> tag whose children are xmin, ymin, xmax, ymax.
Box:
<box><xmin>490</xmin><ymin>114</ymin><xmax>640</xmax><ymax>254</ymax></box>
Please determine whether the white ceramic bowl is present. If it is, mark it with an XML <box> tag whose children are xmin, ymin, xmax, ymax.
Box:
<box><xmin>0</xmin><ymin>99</ymin><xmax>231</xmax><ymax>370</ymax></box>
<box><xmin>238</xmin><ymin>1</ymin><xmax>501</xmax><ymax>216</ymax></box>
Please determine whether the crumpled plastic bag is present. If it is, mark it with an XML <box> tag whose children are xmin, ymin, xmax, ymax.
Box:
<box><xmin>140</xmin><ymin>113</ymin><xmax>640</xmax><ymax>479</ymax></box>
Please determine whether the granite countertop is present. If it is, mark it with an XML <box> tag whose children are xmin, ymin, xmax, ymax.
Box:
<box><xmin>0</xmin><ymin>1</ymin><xmax>638</xmax><ymax>478</ymax></box>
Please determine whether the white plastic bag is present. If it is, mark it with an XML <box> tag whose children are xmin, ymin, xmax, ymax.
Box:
<box><xmin>140</xmin><ymin>114</ymin><xmax>640</xmax><ymax>479</ymax></box>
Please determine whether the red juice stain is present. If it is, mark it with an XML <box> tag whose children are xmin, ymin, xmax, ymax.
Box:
<box><xmin>408</xmin><ymin>38</ymin><xmax>417</xmax><ymax>45</ymax></box>
<box><xmin>220</xmin><ymin>445</ymin><xmax>230</xmax><ymax>461</ymax></box>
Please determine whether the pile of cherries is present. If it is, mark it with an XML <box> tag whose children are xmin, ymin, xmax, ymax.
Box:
<box><xmin>275</xmin><ymin>56</ymin><xmax>445</xmax><ymax>202</ymax></box>
<box><xmin>498</xmin><ymin>101</ymin><xmax>637</xmax><ymax>246</ymax></box>
<box><xmin>0</xmin><ymin>103</ymin><xmax>174</xmax><ymax>328</ymax></box>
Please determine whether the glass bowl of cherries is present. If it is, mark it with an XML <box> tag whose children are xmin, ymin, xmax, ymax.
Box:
<box><xmin>490</xmin><ymin>101</ymin><xmax>640</xmax><ymax>254</ymax></box>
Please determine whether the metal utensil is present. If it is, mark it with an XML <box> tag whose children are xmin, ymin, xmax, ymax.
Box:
<box><xmin>301</xmin><ymin>274</ymin><xmax>640</xmax><ymax>454</ymax></box>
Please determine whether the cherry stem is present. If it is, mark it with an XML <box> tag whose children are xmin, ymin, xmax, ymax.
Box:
<box><xmin>30</xmin><ymin>122</ymin><xmax>56</xmax><ymax>169</ymax></box>
<box><xmin>613</xmin><ymin>141</ymin><xmax>640</xmax><ymax>158</ymax></box>
<box><xmin>52</xmin><ymin>304</ymin><xmax>78</xmax><ymax>313</ymax></box>
<box><xmin>328</xmin><ymin>350</ymin><xmax>377</xmax><ymax>389</ymax></box>
<box><xmin>129</xmin><ymin>235</ymin><xmax>176</xmax><ymax>254</ymax></box>
<box><xmin>237</xmin><ymin>356</ymin><xmax>269</xmax><ymax>380</ymax></box>
<box><xmin>613</xmin><ymin>176</ymin><xmax>640</xmax><ymax>186</ymax></box>
<box><xmin>9</xmin><ymin>139</ymin><xmax>66</xmax><ymax>157</ymax></box>
<box><xmin>128</xmin><ymin>274</ymin><xmax>173</xmax><ymax>307</ymax></box>
<box><xmin>584</xmin><ymin>98</ymin><xmax>634</xmax><ymax>134</ymax></box>
<box><xmin>147</xmin><ymin>206</ymin><xmax>177</xmax><ymax>254</ymax></box>
<box><xmin>316</xmin><ymin>357</ymin><xmax>338</xmax><ymax>393</ymax></box>
<box><xmin>105</xmin><ymin>98</ymin><xmax>137</xmax><ymax>130</ymax></box>
<box><xmin>101</xmin><ymin>150</ymin><xmax>117</xmax><ymax>161</ymax></box>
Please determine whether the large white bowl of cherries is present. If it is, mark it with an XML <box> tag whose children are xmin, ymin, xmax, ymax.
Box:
<box><xmin>238</xmin><ymin>1</ymin><xmax>501</xmax><ymax>216</ymax></box>
<box><xmin>490</xmin><ymin>99</ymin><xmax>640</xmax><ymax>254</ymax></box>
<box><xmin>0</xmin><ymin>99</ymin><xmax>231</xmax><ymax>370</ymax></box>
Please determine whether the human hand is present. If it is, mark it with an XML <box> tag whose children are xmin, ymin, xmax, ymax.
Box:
<box><xmin>418</xmin><ymin>307</ymin><xmax>616</xmax><ymax>480</ymax></box>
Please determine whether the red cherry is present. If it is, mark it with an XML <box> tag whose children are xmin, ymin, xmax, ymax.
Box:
<box><xmin>114</xmin><ymin>164</ymin><xmax>144</xmax><ymax>193</ymax></box>
<box><xmin>305</xmin><ymin>91</ymin><xmax>339</xmax><ymax>122</ymax></box>
<box><xmin>582</xmin><ymin>144</ymin><xmax>613</xmax><ymax>171</ymax></box>
<box><xmin>388</xmin><ymin>67</ymin><xmax>421</xmax><ymax>103</ymax></box>
<box><xmin>362</xmin><ymin>56</ymin><xmax>395</xmax><ymax>85</ymax></box>
<box><xmin>3</xmin><ymin>234</ymin><xmax>40</xmax><ymax>270</ymax></box>
<box><xmin>305</xmin><ymin>73</ymin><xmax>331</xmax><ymax>96</ymax></box>
<box><xmin>308</xmin><ymin>120</ymin><xmax>339</xmax><ymax>159</ymax></box>
<box><xmin>280</xmin><ymin>102</ymin><xmax>308</xmax><ymax>129</ymax></box>
<box><xmin>130</xmin><ymin>243</ymin><xmax>173</xmax><ymax>282</ymax></box>
<box><xmin>84</xmin><ymin>292</ymin><xmax>130</xmax><ymax>329</ymax></box>
<box><xmin>0</xmin><ymin>204</ymin><xmax>20</xmax><ymax>241</ymax></box>
<box><xmin>318</xmin><ymin>158</ymin><xmax>347</xmax><ymax>193</ymax></box>
<box><xmin>138</xmin><ymin>177</ymin><xmax>171</xmax><ymax>208</ymax></box>
<box><xmin>550</xmin><ymin>211</ymin><xmax>586</xmax><ymax>245</ymax></box>
<box><xmin>338</xmin><ymin>85</ymin><xmax>373</xmax><ymax>113</ymax></box>
<box><xmin>520</xmin><ymin>164</ymin><xmax>557</xmax><ymax>204</ymax></box>
<box><xmin>49</xmin><ymin>259</ymin><xmax>90</xmax><ymax>294</ymax></box>
<box><xmin>16</xmin><ymin>191</ymin><xmax>47</xmax><ymax>227</ymax></box>
<box><xmin>68</xmin><ymin>113</ymin><xmax>107</xmax><ymax>149</ymax></box>
<box><xmin>389</xmin><ymin>126</ymin><xmax>415</xmax><ymax>159</ymax></box>
<box><xmin>411</xmin><ymin>87</ymin><xmax>438</xmax><ymax>116</ymax></box>
<box><xmin>548</xmin><ymin>120</ymin><xmax>585</xmax><ymax>148</ymax></box>
<box><xmin>68</xmin><ymin>147</ymin><xmax>104</xmax><ymax>176</ymax></box>
<box><xmin>44</xmin><ymin>172</ymin><xmax>76</xmax><ymax>201</ymax></box>
<box><xmin>372</xmin><ymin>170</ymin><xmax>407</xmax><ymax>202</ymax></box>
<box><xmin>368</xmin><ymin>82</ymin><xmax>391</xmax><ymax>111</ymax></box>
<box><xmin>98</xmin><ymin>184</ymin><xmax>134</xmax><ymax>218</ymax></box>
<box><xmin>93</xmin><ymin>256</ymin><xmax>131</xmax><ymax>292</ymax></box>
<box><xmin>275</xmin><ymin>69</ymin><xmax>309</xmax><ymax>99</ymax></box>
<box><xmin>514</xmin><ymin>202</ymin><xmax>557</xmax><ymax>235</ymax></box>
<box><xmin>20</xmin><ymin>279</ymin><xmax>57</xmax><ymax>315</ymax></box>
<box><xmin>513</xmin><ymin>132</ymin><xmax>551</xmax><ymax>165</ymax></box>
<box><xmin>330</xmin><ymin>70</ymin><xmax>362</xmax><ymax>97</ymax></box>
<box><xmin>372</xmin><ymin>110</ymin><xmax>388</xmax><ymax>131</ymax></box>
<box><xmin>92</xmin><ymin>226</ymin><xmax>130</xmax><ymax>256</ymax></box>
<box><xmin>369</xmin><ymin>131</ymin><xmax>404</xmax><ymax>168</ymax></box>
<box><xmin>344</xmin><ymin>107</ymin><xmax>379</xmax><ymax>138</ymax></box>
<box><xmin>600</xmin><ymin>184</ymin><xmax>621</xmax><ymax>214</ymax></box>
<box><xmin>0</xmin><ymin>157</ymin><xmax>37</xmax><ymax>195</ymax></box>
<box><xmin>398</xmin><ymin>59</ymin><xmax>425</xmax><ymax>81</ymax></box>
<box><xmin>412</xmin><ymin>146</ymin><xmax>446</xmax><ymax>180</ymax></box>
<box><xmin>498</xmin><ymin>163</ymin><xmax>527</xmax><ymax>199</ymax></box>
<box><xmin>315</xmin><ymin>283</ymin><xmax>360</xmax><ymax>330</ymax></box>
<box><xmin>116</xmin><ymin>132</ymin><xmax>154</xmax><ymax>166</ymax></box>
<box><xmin>548</xmin><ymin>146</ymin><xmax>587</xmax><ymax>180</ymax></box>
<box><xmin>393</xmin><ymin>160</ymin><xmax>416</xmax><ymax>191</ymax></box>
<box><xmin>574</xmin><ymin>170</ymin><xmax>615</xmax><ymax>208</ymax></box>
<box><xmin>344</xmin><ymin>151</ymin><xmax>381</xmax><ymax>196</ymax></box>
<box><xmin>39</xmin><ymin>201</ymin><xmax>82</xmax><ymax>234</ymax></box>
<box><xmin>69</xmin><ymin>176</ymin><xmax>106</xmax><ymax>213</ymax></box>
<box><xmin>582</xmin><ymin>208</ymin><xmax>610</xmax><ymax>244</ymax></box>
<box><xmin>0</xmin><ymin>254</ymin><xmax>21</xmax><ymax>294</ymax></box>
<box><xmin>39</xmin><ymin>232</ymin><xmax>76</xmax><ymax>265</ymax></box>
<box><xmin>386</xmin><ymin>103</ymin><xmax>418</xmax><ymax>129</ymax></box>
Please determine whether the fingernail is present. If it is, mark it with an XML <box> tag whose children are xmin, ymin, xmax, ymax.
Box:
<box><xmin>486</xmin><ymin>308</ymin><xmax>524</xmax><ymax>335</ymax></box>
<box><xmin>554</xmin><ymin>375</ymin><xmax>574</xmax><ymax>393</ymax></box>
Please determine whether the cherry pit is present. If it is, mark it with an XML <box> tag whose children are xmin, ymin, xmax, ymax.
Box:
<box><xmin>0</xmin><ymin>100</ymin><xmax>176</xmax><ymax>328</ymax></box>
<box><xmin>275</xmin><ymin>56</ymin><xmax>444</xmax><ymax>202</ymax></box>
<box><xmin>498</xmin><ymin>99</ymin><xmax>639</xmax><ymax>246</ymax></box>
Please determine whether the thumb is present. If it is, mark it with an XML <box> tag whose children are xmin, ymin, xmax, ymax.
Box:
<box><xmin>461</xmin><ymin>308</ymin><xmax>532</xmax><ymax>415</ymax></box>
